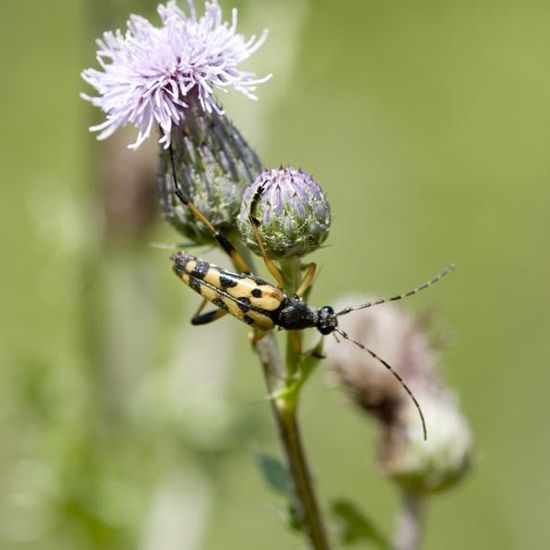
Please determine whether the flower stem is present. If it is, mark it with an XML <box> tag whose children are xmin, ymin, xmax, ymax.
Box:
<box><xmin>282</xmin><ymin>257</ymin><xmax>303</xmax><ymax>379</ymax></box>
<box><xmin>393</xmin><ymin>491</ymin><xmax>427</xmax><ymax>550</ymax></box>
<box><xmin>254</xmin><ymin>257</ymin><xmax>331</xmax><ymax>549</ymax></box>
<box><xmin>255</xmin><ymin>334</ymin><xmax>331</xmax><ymax>550</ymax></box>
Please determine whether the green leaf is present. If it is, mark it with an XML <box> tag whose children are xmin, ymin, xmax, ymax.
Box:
<box><xmin>255</xmin><ymin>452</ymin><xmax>304</xmax><ymax>534</ymax></box>
<box><xmin>255</xmin><ymin>452</ymin><xmax>291</xmax><ymax>496</ymax></box>
<box><xmin>286</xmin><ymin>501</ymin><xmax>303</xmax><ymax>533</ymax></box>
<box><xmin>331</xmin><ymin>499</ymin><xmax>390</xmax><ymax>549</ymax></box>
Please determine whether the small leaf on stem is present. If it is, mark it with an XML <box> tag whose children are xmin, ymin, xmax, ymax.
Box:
<box><xmin>331</xmin><ymin>499</ymin><xmax>389</xmax><ymax>549</ymax></box>
<box><xmin>255</xmin><ymin>452</ymin><xmax>291</xmax><ymax>496</ymax></box>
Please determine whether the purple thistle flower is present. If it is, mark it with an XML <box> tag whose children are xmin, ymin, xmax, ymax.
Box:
<box><xmin>81</xmin><ymin>0</ymin><xmax>270</xmax><ymax>149</ymax></box>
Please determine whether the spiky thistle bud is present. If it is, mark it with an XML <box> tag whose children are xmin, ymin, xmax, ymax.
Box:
<box><xmin>237</xmin><ymin>167</ymin><xmax>331</xmax><ymax>260</ymax></box>
<box><xmin>158</xmin><ymin>99</ymin><xmax>263</xmax><ymax>242</ymax></box>
<box><xmin>326</xmin><ymin>299</ymin><xmax>473</xmax><ymax>495</ymax></box>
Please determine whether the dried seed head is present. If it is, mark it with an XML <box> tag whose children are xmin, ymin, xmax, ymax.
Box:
<box><xmin>381</xmin><ymin>387</ymin><xmax>473</xmax><ymax>494</ymax></box>
<box><xmin>237</xmin><ymin>167</ymin><xmax>331</xmax><ymax>260</ymax></box>
<box><xmin>158</xmin><ymin>99</ymin><xmax>262</xmax><ymax>241</ymax></box>
<box><xmin>326</xmin><ymin>298</ymin><xmax>437</xmax><ymax>423</ymax></box>
<box><xmin>326</xmin><ymin>298</ymin><xmax>473</xmax><ymax>494</ymax></box>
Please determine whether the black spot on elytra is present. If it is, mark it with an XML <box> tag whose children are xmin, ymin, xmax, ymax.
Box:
<box><xmin>243</xmin><ymin>315</ymin><xmax>255</xmax><ymax>325</ymax></box>
<box><xmin>213</xmin><ymin>298</ymin><xmax>228</xmax><ymax>311</ymax></box>
<box><xmin>189</xmin><ymin>277</ymin><xmax>202</xmax><ymax>293</ymax></box>
<box><xmin>219</xmin><ymin>273</ymin><xmax>239</xmax><ymax>288</ymax></box>
<box><xmin>251</xmin><ymin>287</ymin><xmax>262</xmax><ymax>298</ymax></box>
<box><xmin>237</xmin><ymin>297</ymin><xmax>251</xmax><ymax>313</ymax></box>
<box><xmin>192</xmin><ymin>260</ymin><xmax>210</xmax><ymax>279</ymax></box>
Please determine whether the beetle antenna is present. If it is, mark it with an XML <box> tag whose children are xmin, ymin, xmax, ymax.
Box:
<box><xmin>168</xmin><ymin>145</ymin><xmax>190</xmax><ymax>206</ymax></box>
<box><xmin>334</xmin><ymin>328</ymin><xmax>427</xmax><ymax>440</ymax></box>
<box><xmin>337</xmin><ymin>264</ymin><xmax>455</xmax><ymax>317</ymax></box>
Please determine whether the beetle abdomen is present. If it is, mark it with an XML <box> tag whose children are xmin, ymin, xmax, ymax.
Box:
<box><xmin>171</xmin><ymin>252</ymin><xmax>285</xmax><ymax>330</ymax></box>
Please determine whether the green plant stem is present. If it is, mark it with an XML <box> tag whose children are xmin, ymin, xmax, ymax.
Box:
<box><xmin>393</xmin><ymin>491</ymin><xmax>427</xmax><ymax>550</ymax></box>
<box><xmin>254</xmin><ymin>257</ymin><xmax>331</xmax><ymax>550</ymax></box>
<box><xmin>282</xmin><ymin>258</ymin><xmax>303</xmax><ymax>379</ymax></box>
<box><xmin>255</xmin><ymin>334</ymin><xmax>331</xmax><ymax>550</ymax></box>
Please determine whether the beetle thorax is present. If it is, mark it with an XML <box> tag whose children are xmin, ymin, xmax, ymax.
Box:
<box><xmin>277</xmin><ymin>298</ymin><xmax>318</xmax><ymax>330</ymax></box>
<box><xmin>276</xmin><ymin>299</ymin><xmax>338</xmax><ymax>335</ymax></box>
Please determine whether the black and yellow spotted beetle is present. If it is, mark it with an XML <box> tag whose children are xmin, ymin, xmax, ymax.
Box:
<box><xmin>167</xmin><ymin>148</ymin><xmax>453</xmax><ymax>440</ymax></box>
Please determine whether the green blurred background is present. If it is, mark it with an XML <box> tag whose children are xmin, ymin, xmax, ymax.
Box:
<box><xmin>1</xmin><ymin>0</ymin><xmax>550</xmax><ymax>548</ymax></box>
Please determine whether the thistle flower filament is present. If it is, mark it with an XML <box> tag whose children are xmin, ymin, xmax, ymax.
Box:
<box><xmin>82</xmin><ymin>0</ymin><xmax>270</xmax><ymax>149</ymax></box>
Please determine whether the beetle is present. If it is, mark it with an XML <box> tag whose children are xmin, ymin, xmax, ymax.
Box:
<box><xmin>171</xmin><ymin>251</ymin><xmax>452</xmax><ymax>339</ymax></box>
<box><xmin>167</xmin><ymin>147</ymin><xmax>454</xmax><ymax>439</ymax></box>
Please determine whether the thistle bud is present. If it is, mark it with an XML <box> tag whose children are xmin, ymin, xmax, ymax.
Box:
<box><xmin>158</xmin><ymin>99</ymin><xmax>263</xmax><ymax>242</ymax></box>
<box><xmin>326</xmin><ymin>298</ymin><xmax>473</xmax><ymax>495</ymax></box>
<box><xmin>237</xmin><ymin>167</ymin><xmax>331</xmax><ymax>260</ymax></box>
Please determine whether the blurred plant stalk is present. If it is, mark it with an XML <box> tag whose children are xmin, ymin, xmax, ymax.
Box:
<box><xmin>80</xmin><ymin>3</ymin><xmax>229</xmax><ymax>548</ymax></box>
<box><xmin>82</xmin><ymin>0</ymin><xmax>160</xmax><ymax>431</ymax></box>
<box><xmin>86</xmin><ymin>129</ymin><xmax>159</xmax><ymax>422</ymax></box>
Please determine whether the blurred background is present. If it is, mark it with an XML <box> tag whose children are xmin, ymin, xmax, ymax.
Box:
<box><xmin>1</xmin><ymin>0</ymin><xmax>550</xmax><ymax>548</ymax></box>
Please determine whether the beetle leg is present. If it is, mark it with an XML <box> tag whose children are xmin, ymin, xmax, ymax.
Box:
<box><xmin>295</xmin><ymin>263</ymin><xmax>317</xmax><ymax>299</ymax></box>
<box><xmin>191</xmin><ymin>308</ymin><xmax>228</xmax><ymax>326</ymax></box>
<box><xmin>248</xmin><ymin>182</ymin><xmax>285</xmax><ymax>289</ymax></box>
<box><xmin>249</xmin><ymin>328</ymin><xmax>268</xmax><ymax>343</ymax></box>
<box><xmin>192</xmin><ymin>297</ymin><xmax>208</xmax><ymax>317</ymax></box>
